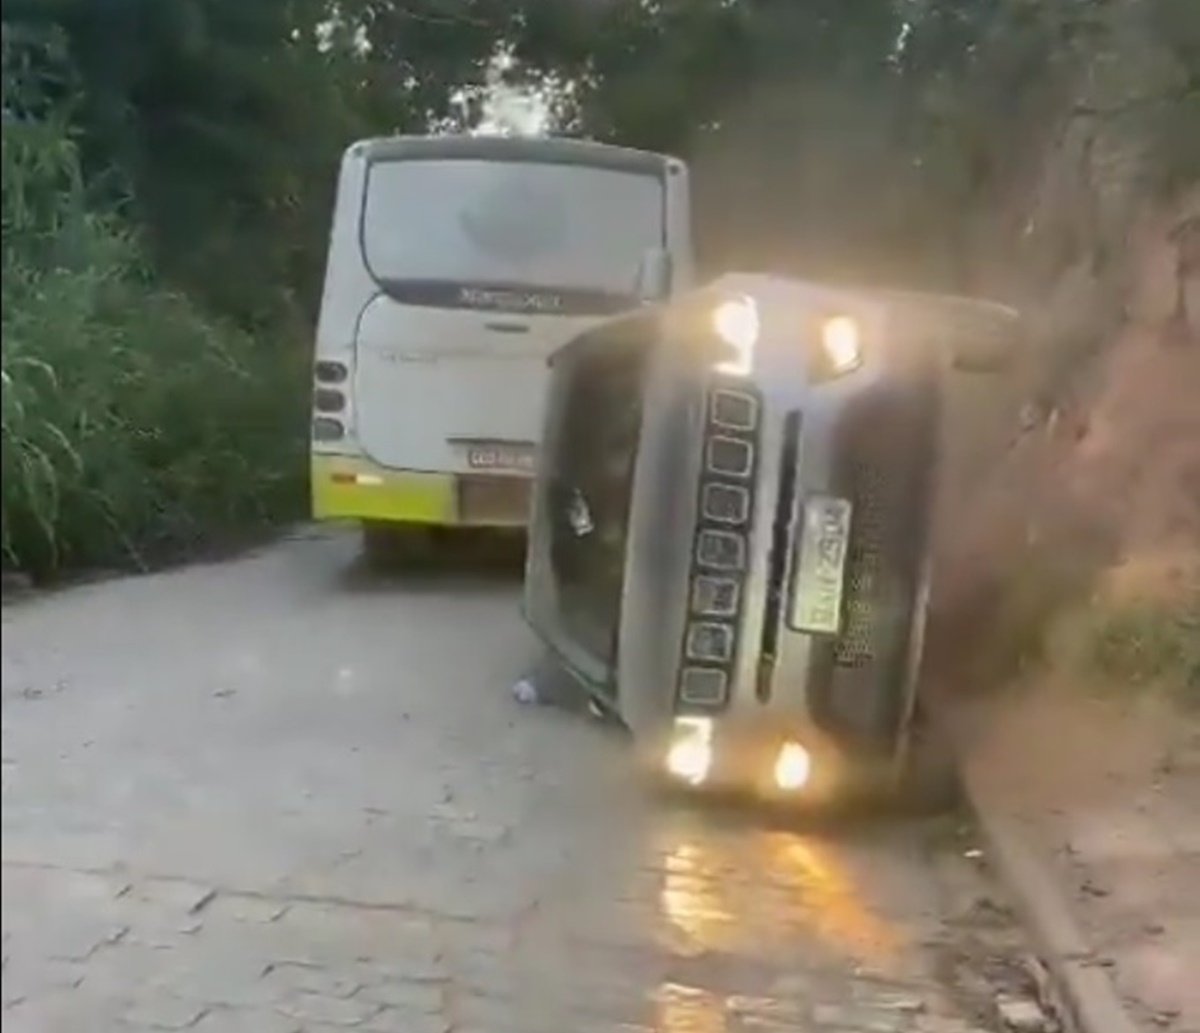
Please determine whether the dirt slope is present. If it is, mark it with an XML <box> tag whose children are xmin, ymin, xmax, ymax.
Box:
<box><xmin>929</xmin><ymin>193</ymin><xmax>1199</xmax><ymax>1029</ymax></box>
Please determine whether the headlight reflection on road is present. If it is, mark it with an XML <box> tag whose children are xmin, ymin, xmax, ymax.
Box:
<box><xmin>765</xmin><ymin>835</ymin><xmax>901</xmax><ymax>969</ymax></box>
<box><xmin>653</xmin><ymin>981</ymin><xmax>726</xmax><ymax>1033</ymax></box>
<box><xmin>659</xmin><ymin>841</ymin><xmax>738</xmax><ymax>955</ymax></box>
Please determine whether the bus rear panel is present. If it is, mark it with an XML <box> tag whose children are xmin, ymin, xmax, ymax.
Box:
<box><xmin>310</xmin><ymin>135</ymin><xmax>692</xmax><ymax>532</ymax></box>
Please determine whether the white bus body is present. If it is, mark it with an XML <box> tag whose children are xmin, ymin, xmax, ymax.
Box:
<box><xmin>310</xmin><ymin>135</ymin><xmax>693</xmax><ymax>532</ymax></box>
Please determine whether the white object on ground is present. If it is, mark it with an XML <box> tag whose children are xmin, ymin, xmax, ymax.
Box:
<box><xmin>511</xmin><ymin>677</ymin><xmax>541</xmax><ymax>705</ymax></box>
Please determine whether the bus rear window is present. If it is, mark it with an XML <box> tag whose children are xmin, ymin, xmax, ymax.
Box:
<box><xmin>360</xmin><ymin>158</ymin><xmax>664</xmax><ymax>299</ymax></box>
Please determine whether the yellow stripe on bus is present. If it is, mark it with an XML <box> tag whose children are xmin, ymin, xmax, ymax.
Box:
<box><xmin>310</xmin><ymin>455</ymin><xmax>458</xmax><ymax>525</ymax></box>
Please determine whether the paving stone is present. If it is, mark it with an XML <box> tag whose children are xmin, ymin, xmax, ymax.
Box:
<box><xmin>725</xmin><ymin>993</ymin><xmax>808</xmax><ymax>1022</ymax></box>
<box><xmin>150</xmin><ymin>955</ymin><xmax>281</xmax><ymax>1009</ymax></box>
<box><xmin>130</xmin><ymin>882</ymin><xmax>220</xmax><ymax>915</ymax></box>
<box><xmin>122</xmin><ymin>997</ymin><xmax>210</xmax><ymax>1030</ymax></box>
<box><xmin>358</xmin><ymin>977</ymin><xmax>444</xmax><ymax>1012</ymax></box>
<box><xmin>40</xmin><ymin>918</ymin><xmax>129</xmax><ymax>962</ymax></box>
<box><xmin>4</xmin><ymin>987</ymin><xmax>124</xmax><ymax>1033</ymax></box>
<box><xmin>190</xmin><ymin>1006</ymin><xmax>301</xmax><ymax>1033</ymax></box>
<box><xmin>812</xmin><ymin>1001</ymin><xmax>914</xmax><ymax>1032</ymax></box>
<box><xmin>1</xmin><ymin>957</ymin><xmax>86</xmax><ymax>1004</ymax></box>
<box><xmin>263</xmin><ymin>961</ymin><xmax>361</xmax><ymax>999</ymax></box>
<box><xmin>726</xmin><ymin>1018</ymin><xmax>810</xmax><ymax>1033</ymax></box>
<box><xmin>362</xmin><ymin>1007</ymin><xmax>454</xmax><ymax>1033</ymax></box>
<box><xmin>202</xmin><ymin>895</ymin><xmax>291</xmax><ymax>925</ymax></box>
<box><xmin>911</xmin><ymin>1018</ymin><xmax>983</xmax><ymax>1033</ymax></box>
<box><xmin>274</xmin><ymin>992</ymin><xmax>383</xmax><ymax>1027</ymax></box>
<box><xmin>452</xmin><ymin>993</ymin><xmax>577</xmax><ymax>1033</ymax></box>
<box><xmin>362</xmin><ymin>954</ymin><xmax>447</xmax><ymax>983</ymax></box>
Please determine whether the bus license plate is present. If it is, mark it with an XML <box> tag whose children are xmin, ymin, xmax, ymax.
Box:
<box><xmin>463</xmin><ymin>442</ymin><xmax>535</xmax><ymax>473</ymax></box>
<box><xmin>790</xmin><ymin>496</ymin><xmax>852</xmax><ymax>634</ymax></box>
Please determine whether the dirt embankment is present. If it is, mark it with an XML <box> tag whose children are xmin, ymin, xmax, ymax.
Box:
<box><xmin>928</xmin><ymin>150</ymin><xmax>1199</xmax><ymax>1027</ymax></box>
<box><xmin>931</xmin><ymin>192</ymin><xmax>1200</xmax><ymax>684</ymax></box>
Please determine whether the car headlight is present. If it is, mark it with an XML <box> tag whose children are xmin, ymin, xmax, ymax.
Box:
<box><xmin>665</xmin><ymin>716</ymin><xmax>715</xmax><ymax>785</ymax></box>
<box><xmin>773</xmin><ymin>741</ymin><xmax>813</xmax><ymax>791</ymax></box>
<box><xmin>819</xmin><ymin>315</ymin><xmax>862</xmax><ymax>376</ymax></box>
<box><xmin>712</xmin><ymin>295</ymin><xmax>759</xmax><ymax>376</ymax></box>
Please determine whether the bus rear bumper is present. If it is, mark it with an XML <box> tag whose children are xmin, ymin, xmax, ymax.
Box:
<box><xmin>310</xmin><ymin>455</ymin><xmax>531</xmax><ymax>528</ymax></box>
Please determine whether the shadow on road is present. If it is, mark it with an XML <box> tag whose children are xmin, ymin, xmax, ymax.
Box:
<box><xmin>336</xmin><ymin>528</ymin><xmax>527</xmax><ymax>595</ymax></box>
<box><xmin>649</xmin><ymin>778</ymin><xmax>966</xmax><ymax>838</ymax></box>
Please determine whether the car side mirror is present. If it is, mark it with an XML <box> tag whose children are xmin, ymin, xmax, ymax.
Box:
<box><xmin>634</xmin><ymin>249</ymin><xmax>673</xmax><ymax>304</ymax></box>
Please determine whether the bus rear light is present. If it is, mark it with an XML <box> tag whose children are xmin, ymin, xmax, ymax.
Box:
<box><xmin>315</xmin><ymin>360</ymin><xmax>348</xmax><ymax>384</ymax></box>
<box><xmin>331</xmin><ymin>471</ymin><xmax>383</xmax><ymax>487</ymax></box>
<box><xmin>314</xmin><ymin>388</ymin><xmax>345</xmax><ymax>413</ymax></box>
<box><xmin>312</xmin><ymin>417</ymin><xmax>344</xmax><ymax>441</ymax></box>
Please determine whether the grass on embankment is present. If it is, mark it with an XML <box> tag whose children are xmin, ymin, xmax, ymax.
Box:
<box><xmin>961</xmin><ymin>546</ymin><xmax>1200</xmax><ymax>709</ymax></box>
<box><xmin>1069</xmin><ymin>587</ymin><xmax>1200</xmax><ymax>707</ymax></box>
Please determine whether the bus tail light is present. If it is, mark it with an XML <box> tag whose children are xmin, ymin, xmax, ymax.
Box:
<box><xmin>312</xmin><ymin>417</ymin><xmax>344</xmax><ymax>442</ymax></box>
<box><xmin>315</xmin><ymin>360</ymin><xmax>348</xmax><ymax>384</ymax></box>
<box><xmin>331</xmin><ymin>471</ymin><xmax>383</xmax><ymax>486</ymax></box>
<box><xmin>314</xmin><ymin>388</ymin><xmax>345</xmax><ymax>413</ymax></box>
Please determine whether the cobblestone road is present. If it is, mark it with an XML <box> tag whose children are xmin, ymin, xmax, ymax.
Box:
<box><xmin>2</xmin><ymin>533</ymin><xmax>1029</xmax><ymax>1032</ymax></box>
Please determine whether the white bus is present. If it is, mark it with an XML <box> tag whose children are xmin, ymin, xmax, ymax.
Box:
<box><xmin>310</xmin><ymin>135</ymin><xmax>694</xmax><ymax>556</ymax></box>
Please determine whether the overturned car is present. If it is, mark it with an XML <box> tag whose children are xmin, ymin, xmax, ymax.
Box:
<box><xmin>523</xmin><ymin>272</ymin><xmax>1020</xmax><ymax>804</ymax></box>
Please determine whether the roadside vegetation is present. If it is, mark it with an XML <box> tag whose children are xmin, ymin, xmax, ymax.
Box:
<box><xmin>1083</xmin><ymin>596</ymin><xmax>1200</xmax><ymax>703</ymax></box>
<box><xmin>2</xmin><ymin>98</ymin><xmax>306</xmax><ymax>573</ymax></box>
<box><xmin>2</xmin><ymin>0</ymin><xmax>1197</xmax><ymax>584</ymax></box>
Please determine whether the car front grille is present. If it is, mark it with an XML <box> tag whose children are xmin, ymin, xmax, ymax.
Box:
<box><xmin>675</xmin><ymin>383</ymin><xmax>761</xmax><ymax>713</ymax></box>
<box><xmin>833</xmin><ymin>457</ymin><xmax>885</xmax><ymax>668</ymax></box>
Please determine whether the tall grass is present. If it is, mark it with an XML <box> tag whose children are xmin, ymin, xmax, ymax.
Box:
<box><xmin>2</xmin><ymin>109</ymin><xmax>308</xmax><ymax>578</ymax></box>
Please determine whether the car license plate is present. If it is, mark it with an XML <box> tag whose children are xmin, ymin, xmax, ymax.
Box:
<box><xmin>462</xmin><ymin>441</ymin><xmax>536</xmax><ymax>473</ymax></box>
<box><xmin>790</xmin><ymin>496</ymin><xmax>852</xmax><ymax>634</ymax></box>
